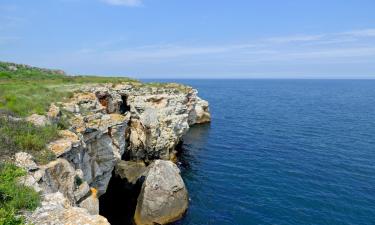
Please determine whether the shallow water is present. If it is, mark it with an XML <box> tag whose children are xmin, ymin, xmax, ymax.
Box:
<box><xmin>171</xmin><ymin>80</ymin><xmax>375</xmax><ymax>225</ymax></box>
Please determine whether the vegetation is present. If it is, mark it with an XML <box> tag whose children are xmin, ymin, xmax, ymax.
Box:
<box><xmin>142</xmin><ymin>82</ymin><xmax>192</xmax><ymax>93</ymax></box>
<box><xmin>0</xmin><ymin>163</ymin><xmax>40</xmax><ymax>225</ymax></box>
<box><xmin>0</xmin><ymin>117</ymin><xmax>57</xmax><ymax>163</ymax></box>
<box><xmin>0</xmin><ymin>62</ymin><xmax>139</xmax><ymax>117</ymax></box>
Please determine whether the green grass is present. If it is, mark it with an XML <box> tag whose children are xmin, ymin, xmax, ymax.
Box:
<box><xmin>0</xmin><ymin>163</ymin><xmax>40</xmax><ymax>225</ymax></box>
<box><xmin>0</xmin><ymin>78</ymin><xmax>139</xmax><ymax>117</ymax></box>
<box><xmin>0</xmin><ymin>117</ymin><xmax>58</xmax><ymax>163</ymax></box>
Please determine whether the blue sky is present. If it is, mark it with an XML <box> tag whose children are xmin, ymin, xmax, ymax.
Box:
<box><xmin>1</xmin><ymin>0</ymin><xmax>375</xmax><ymax>78</ymax></box>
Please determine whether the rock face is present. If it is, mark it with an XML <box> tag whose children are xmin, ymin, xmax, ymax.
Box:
<box><xmin>134</xmin><ymin>160</ymin><xmax>188</xmax><ymax>225</ymax></box>
<box><xmin>20</xmin><ymin>81</ymin><xmax>210</xmax><ymax>225</ymax></box>
<box><xmin>123</xmin><ymin>85</ymin><xmax>210</xmax><ymax>162</ymax></box>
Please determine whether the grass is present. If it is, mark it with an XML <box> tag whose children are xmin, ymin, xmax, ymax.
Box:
<box><xmin>0</xmin><ymin>163</ymin><xmax>40</xmax><ymax>225</ymax></box>
<box><xmin>0</xmin><ymin>117</ymin><xmax>57</xmax><ymax>164</ymax></box>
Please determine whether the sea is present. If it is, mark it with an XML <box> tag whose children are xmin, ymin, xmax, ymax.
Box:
<box><xmin>169</xmin><ymin>79</ymin><xmax>375</xmax><ymax>225</ymax></box>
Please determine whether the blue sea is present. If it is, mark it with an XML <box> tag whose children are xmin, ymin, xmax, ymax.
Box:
<box><xmin>166</xmin><ymin>80</ymin><xmax>375</xmax><ymax>225</ymax></box>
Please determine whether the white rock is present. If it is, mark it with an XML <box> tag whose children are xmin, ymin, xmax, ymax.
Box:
<box><xmin>134</xmin><ymin>160</ymin><xmax>188</xmax><ymax>225</ymax></box>
<box><xmin>14</xmin><ymin>152</ymin><xmax>37</xmax><ymax>171</ymax></box>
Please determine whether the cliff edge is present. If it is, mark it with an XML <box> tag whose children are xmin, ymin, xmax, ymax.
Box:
<box><xmin>0</xmin><ymin>62</ymin><xmax>210</xmax><ymax>225</ymax></box>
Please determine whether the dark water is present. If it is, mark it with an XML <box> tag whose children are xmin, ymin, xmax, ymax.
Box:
<box><xmin>169</xmin><ymin>80</ymin><xmax>375</xmax><ymax>225</ymax></box>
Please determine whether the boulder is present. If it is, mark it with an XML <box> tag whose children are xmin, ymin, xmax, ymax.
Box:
<box><xmin>14</xmin><ymin>152</ymin><xmax>38</xmax><ymax>171</ymax></box>
<box><xmin>26</xmin><ymin>114</ymin><xmax>50</xmax><ymax>127</ymax></box>
<box><xmin>134</xmin><ymin>160</ymin><xmax>188</xmax><ymax>225</ymax></box>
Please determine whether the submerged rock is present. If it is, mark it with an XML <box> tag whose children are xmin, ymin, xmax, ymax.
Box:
<box><xmin>134</xmin><ymin>160</ymin><xmax>188</xmax><ymax>225</ymax></box>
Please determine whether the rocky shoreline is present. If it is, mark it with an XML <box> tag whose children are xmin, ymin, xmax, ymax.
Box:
<box><xmin>14</xmin><ymin>82</ymin><xmax>210</xmax><ymax>224</ymax></box>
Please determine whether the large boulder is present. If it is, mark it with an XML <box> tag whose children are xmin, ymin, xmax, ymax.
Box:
<box><xmin>134</xmin><ymin>160</ymin><xmax>188</xmax><ymax>225</ymax></box>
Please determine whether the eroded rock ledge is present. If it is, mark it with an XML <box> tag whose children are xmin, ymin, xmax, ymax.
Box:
<box><xmin>18</xmin><ymin>82</ymin><xmax>210</xmax><ymax>225</ymax></box>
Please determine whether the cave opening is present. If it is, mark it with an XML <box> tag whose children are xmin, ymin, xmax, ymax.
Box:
<box><xmin>120</xmin><ymin>95</ymin><xmax>130</xmax><ymax>114</ymax></box>
<box><xmin>99</xmin><ymin>171</ymin><xmax>143</xmax><ymax>225</ymax></box>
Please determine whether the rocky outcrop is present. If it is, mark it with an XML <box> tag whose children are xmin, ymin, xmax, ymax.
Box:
<box><xmin>134</xmin><ymin>160</ymin><xmax>188</xmax><ymax>225</ymax></box>
<box><xmin>19</xmin><ymin>81</ymin><xmax>210</xmax><ymax>225</ymax></box>
<box><xmin>27</xmin><ymin>192</ymin><xmax>109</xmax><ymax>225</ymax></box>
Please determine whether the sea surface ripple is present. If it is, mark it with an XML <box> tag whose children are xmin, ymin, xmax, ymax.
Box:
<box><xmin>166</xmin><ymin>79</ymin><xmax>375</xmax><ymax>225</ymax></box>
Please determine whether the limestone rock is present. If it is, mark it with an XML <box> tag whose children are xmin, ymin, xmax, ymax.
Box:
<box><xmin>79</xmin><ymin>188</ymin><xmax>99</xmax><ymax>215</ymax></box>
<box><xmin>39</xmin><ymin>158</ymin><xmax>79</xmax><ymax>204</ymax></box>
<box><xmin>47</xmin><ymin>103</ymin><xmax>61</xmax><ymax>121</ymax></box>
<box><xmin>115</xmin><ymin>160</ymin><xmax>147</xmax><ymax>184</ymax></box>
<box><xmin>14</xmin><ymin>152</ymin><xmax>37</xmax><ymax>171</ymax></box>
<box><xmin>134</xmin><ymin>160</ymin><xmax>188</xmax><ymax>225</ymax></box>
<box><xmin>192</xmin><ymin>97</ymin><xmax>211</xmax><ymax>124</ymax></box>
<box><xmin>26</xmin><ymin>114</ymin><xmax>50</xmax><ymax>127</ymax></box>
<box><xmin>47</xmin><ymin>130</ymin><xmax>80</xmax><ymax>157</ymax></box>
<box><xmin>17</xmin><ymin>174</ymin><xmax>42</xmax><ymax>193</ymax></box>
<box><xmin>74</xmin><ymin>181</ymin><xmax>90</xmax><ymax>202</ymax></box>
<box><xmin>27</xmin><ymin>192</ymin><xmax>109</xmax><ymax>225</ymax></box>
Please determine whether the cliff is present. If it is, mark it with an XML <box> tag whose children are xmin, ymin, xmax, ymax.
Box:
<box><xmin>0</xmin><ymin>62</ymin><xmax>210</xmax><ymax>225</ymax></box>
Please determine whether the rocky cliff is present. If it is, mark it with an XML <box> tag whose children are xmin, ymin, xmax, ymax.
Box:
<box><xmin>16</xmin><ymin>82</ymin><xmax>210</xmax><ymax>224</ymax></box>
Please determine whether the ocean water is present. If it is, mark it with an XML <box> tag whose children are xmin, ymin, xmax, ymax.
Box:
<box><xmin>167</xmin><ymin>80</ymin><xmax>375</xmax><ymax>225</ymax></box>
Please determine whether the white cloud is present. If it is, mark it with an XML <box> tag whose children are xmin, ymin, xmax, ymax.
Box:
<box><xmin>36</xmin><ymin>28</ymin><xmax>375</xmax><ymax>77</ymax></box>
<box><xmin>101</xmin><ymin>0</ymin><xmax>142</xmax><ymax>6</ymax></box>
<box><xmin>342</xmin><ymin>29</ymin><xmax>375</xmax><ymax>37</ymax></box>
<box><xmin>266</xmin><ymin>34</ymin><xmax>325</xmax><ymax>43</ymax></box>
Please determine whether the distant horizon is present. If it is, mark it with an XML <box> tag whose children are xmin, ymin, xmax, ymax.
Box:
<box><xmin>1</xmin><ymin>0</ymin><xmax>374</xmax><ymax>78</ymax></box>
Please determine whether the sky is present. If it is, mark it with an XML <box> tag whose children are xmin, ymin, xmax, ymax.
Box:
<box><xmin>1</xmin><ymin>0</ymin><xmax>375</xmax><ymax>78</ymax></box>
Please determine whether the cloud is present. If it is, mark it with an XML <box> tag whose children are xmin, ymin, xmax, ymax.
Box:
<box><xmin>36</xmin><ymin>28</ymin><xmax>375</xmax><ymax>77</ymax></box>
<box><xmin>266</xmin><ymin>34</ymin><xmax>325</xmax><ymax>43</ymax></box>
<box><xmin>342</xmin><ymin>29</ymin><xmax>375</xmax><ymax>37</ymax></box>
<box><xmin>101</xmin><ymin>0</ymin><xmax>142</xmax><ymax>6</ymax></box>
